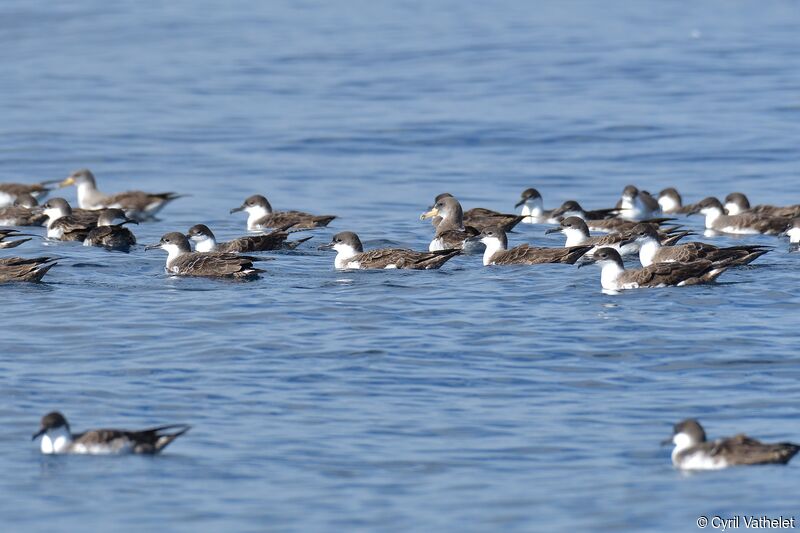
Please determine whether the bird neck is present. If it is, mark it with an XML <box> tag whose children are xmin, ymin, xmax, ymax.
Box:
<box><xmin>638</xmin><ymin>239</ymin><xmax>660</xmax><ymax>267</ymax></box>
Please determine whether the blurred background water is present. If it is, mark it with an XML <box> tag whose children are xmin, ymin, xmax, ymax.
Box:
<box><xmin>1</xmin><ymin>1</ymin><xmax>799</xmax><ymax>531</ymax></box>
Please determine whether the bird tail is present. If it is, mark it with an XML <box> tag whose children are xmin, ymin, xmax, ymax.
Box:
<box><xmin>152</xmin><ymin>424</ymin><xmax>192</xmax><ymax>453</ymax></box>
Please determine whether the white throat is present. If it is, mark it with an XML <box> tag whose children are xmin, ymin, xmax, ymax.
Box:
<box><xmin>41</xmin><ymin>427</ymin><xmax>73</xmax><ymax>454</ymax></box>
<box><xmin>520</xmin><ymin>198</ymin><xmax>543</xmax><ymax>218</ymax></box>
<box><xmin>333</xmin><ymin>243</ymin><xmax>360</xmax><ymax>269</ymax></box>
<box><xmin>671</xmin><ymin>432</ymin><xmax>695</xmax><ymax>462</ymax></box>
<box><xmin>192</xmin><ymin>236</ymin><xmax>217</xmax><ymax>252</ymax></box>
<box><xmin>701</xmin><ymin>207</ymin><xmax>723</xmax><ymax>228</ymax></box>
<box><xmin>724</xmin><ymin>202</ymin><xmax>744</xmax><ymax>216</ymax></box>
<box><xmin>658</xmin><ymin>196</ymin><xmax>679</xmax><ymax>213</ymax></box>
<box><xmin>563</xmin><ymin>228</ymin><xmax>588</xmax><ymax>247</ymax></box>
<box><xmin>44</xmin><ymin>208</ymin><xmax>66</xmax><ymax>227</ymax></box>
<box><xmin>76</xmin><ymin>181</ymin><xmax>103</xmax><ymax>209</ymax></box>
<box><xmin>245</xmin><ymin>205</ymin><xmax>270</xmax><ymax>229</ymax></box>
<box><xmin>481</xmin><ymin>237</ymin><xmax>505</xmax><ymax>265</ymax></box>
<box><xmin>638</xmin><ymin>238</ymin><xmax>660</xmax><ymax>267</ymax></box>
<box><xmin>787</xmin><ymin>226</ymin><xmax>800</xmax><ymax>244</ymax></box>
<box><xmin>163</xmin><ymin>243</ymin><xmax>187</xmax><ymax>267</ymax></box>
<box><xmin>599</xmin><ymin>260</ymin><xmax>624</xmax><ymax>290</ymax></box>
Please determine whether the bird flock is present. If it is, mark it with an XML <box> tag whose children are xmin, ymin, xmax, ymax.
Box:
<box><xmin>4</xmin><ymin>170</ymin><xmax>799</xmax><ymax>466</ymax></box>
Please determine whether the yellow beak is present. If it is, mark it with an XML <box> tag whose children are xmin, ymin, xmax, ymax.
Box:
<box><xmin>59</xmin><ymin>176</ymin><xmax>75</xmax><ymax>188</ymax></box>
<box><xmin>420</xmin><ymin>207</ymin><xmax>439</xmax><ymax>220</ymax></box>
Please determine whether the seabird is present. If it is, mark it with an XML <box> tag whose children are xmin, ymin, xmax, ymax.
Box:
<box><xmin>0</xmin><ymin>256</ymin><xmax>56</xmax><ymax>282</ymax></box>
<box><xmin>544</xmin><ymin>217</ymin><xmax>687</xmax><ymax>256</ymax></box>
<box><xmin>0</xmin><ymin>179</ymin><xmax>57</xmax><ymax>207</ymax></box>
<box><xmin>615</xmin><ymin>185</ymin><xmax>661</xmax><ymax>221</ymax></box>
<box><xmin>657</xmin><ymin>187</ymin><xmax>696</xmax><ymax>214</ymax></box>
<box><xmin>466</xmin><ymin>227</ymin><xmax>591</xmax><ymax>266</ymax></box>
<box><xmin>424</xmin><ymin>193</ymin><xmax>524</xmax><ymax>232</ymax></box>
<box><xmin>83</xmin><ymin>209</ymin><xmax>138</xmax><ymax>252</ymax></box>
<box><xmin>420</xmin><ymin>196</ymin><xmax>479</xmax><ymax>251</ymax></box>
<box><xmin>786</xmin><ymin>218</ymin><xmax>800</xmax><ymax>244</ymax></box>
<box><xmin>145</xmin><ymin>232</ymin><xmax>265</xmax><ymax>279</ymax></box>
<box><xmin>622</xmin><ymin>223</ymin><xmax>770</xmax><ymax>267</ymax></box>
<box><xmin>581</xmin><ymin>247</ymin><xmax>730</xmax><ymax>291</ymax></box>
<box><xmin>186</xmin><ymin>223</ymin><xmax>311</xmax><ymax>253</ymax></box>
<box><xmin>32</xmin><ymin>411</ymin><xmax>190</xmax><ymax>455</ymax></box>
<box><xmin>663</xmin><ymin>419</ymin><xmax>800</xmax><ymax>470</ymax></box>
<box><xmin>230</xmin><ymin>194</ymin><xmax>336</xmax><ymax>230</ymax></box>
<box><xmin>60</xmin><ymin>169</ymin><xmax>182</xmax><ymax>221</ymax></box>
<box><xmin>690</xmin><ymin>197</ymin><xmax>790</xmax><ymax>235</ymax></box>
<box><xmin>42</xmin><ymin>198</ymin><xmax>97</xmax><ymax>241</ymax></box>
<box><xmin>0</xmin><ymin>193</ymin><xmax>48</xmax><ymax>226</ymax></box>
<box><xmin>320</xmin><ymin>231</ymin><xmax>460</xmax><ymax>270</ymax></box>
<box><xmin>0</xmin><ymin>229</ymin><xmax>36</xmax><ymax>250</ymax></box>
<box><xmin>724</xmin><ymin>192</ymin><xmax>800</xmax><ymax>218</ymax></box>
<box><xmin>515</xmin><ymin>188</ymin><xmax>558</xmax><ymax>224</ymax></box>
<box><xmin>549</xmin><ymin>200</ymin><xmax>619</xmax><ymax>223</ymax></box>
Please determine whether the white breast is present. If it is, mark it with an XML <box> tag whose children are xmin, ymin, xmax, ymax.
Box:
<box><xmin>675</xmin><ymin>451</ymin><xmax>728</xmax><ymax>470</ymax></box>
<box><xmin>429</xmin><ymin>238</ymin><xmax>445</xmax><ymax>251</ymax></box>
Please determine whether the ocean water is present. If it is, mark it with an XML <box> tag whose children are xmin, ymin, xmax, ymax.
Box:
<box><xmin>2</xmin><ymin>1</ymin><xmax>800</xmax><ymax>531</ymax></box>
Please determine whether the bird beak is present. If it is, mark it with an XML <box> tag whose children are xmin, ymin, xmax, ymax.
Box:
<box><xmin>230</xmin><ymin>205</ymin><xmax>245</xmax><ymax>214</ymax></box>
<box><xmin>687</xmin><ymin>205</ymin><xmax>701</xmax><ymax>215</ymax></box>
<box><xmin>514</xmin><ymin>199</ymin><xmax>525</xmax><ymax>208</ymax></box>
<box><xmin>619</xmin><ymin>236</ymin><xmax>637</xmax><ymax>246</ymax></box>
<box><xmin>144</xmin><ymin>243</ymin><xmax>161</xmax><ymax>251</ymax></box>
<box><xmin>318</xmin><ymin>242</ymin><xmax>334</xmax><ymax>250</ymax></box>
<box><xmin>122</xmin><ymin>218</ymin><xmax>139</xmax><ymax>226</ymax></box>
<box><xmin>660</xmin><ymin>437</ymin><xmax>673</xmax><ymax>446</ymax></box>
<box><xmin>420</xmin><ymin>207</ymin><xmax>439</xmax><ymax>220</ymax></box>
<box><xmin>465</xmin><ymin>235</ymin><xmax>483</xmax><ymax>244</ymax></box>
<box><xmin>576</xmin><ymin>257</ymin><xmax>596</xmax><ymax>269</ymax></box>
<box><xmin>32</xmin><ymin>428</ymin><xmax>46</xmax><ymax>441</ymax></box>
<box><xmin>59</xmin><ymin>176</ymin><xmax>75</xmax><ymax>188</ymax></box>
<box><xmin>544</xmin><ymin>227</ymin><xmax>562</xmax><ymax>235</ymax></box>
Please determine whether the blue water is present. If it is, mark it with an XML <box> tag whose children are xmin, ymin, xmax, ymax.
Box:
<box><xmin>2</xmin><ymin>1</ymin><xmax>800</xmax><ymax>531</ymax></box>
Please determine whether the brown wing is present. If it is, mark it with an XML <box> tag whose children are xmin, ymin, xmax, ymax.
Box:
<box><xmin>590</xmin><ymin>233</ymin><xmax>625</xmax><ymax>246</ymax></box>
<box><xmin>105</xmin><ymin>190</ymin><xmax>178</xmax><ymax>211</ymax></box>
<box><xmin>0</xmin><ymin>183</ymin><xmax>49</xmax><ymax>195</ymax></box>
<box><xmin>466</xmin><ymin>214</ymin><xmax>525</xmax><ymax>232</ymax></box>
<box><xmin>587</xmin><ymin>219</ymin><xmax>635</xmax><ymax>232</ymax></box>
<box><xmin>730</xmin><ymin>213</ymin><xmax>790</xmax><ymax>234</ymax></box>
<box><xmin>622</xmin><ymin>260</ymin><xmax>717</xmax><ymax>287</ymax></box>
<box><xmin>0</xmin><ymin>256</ymin><xmax>56</xmax><ymax>282</ymax></box>
<box><xmin>255</xmin><ymin>211</ymin><xmax>335</xmax><ymax>229</ymax></box>
<box><xmin>464</xmin><ymin>207</ymin><xmax>501</xmax><ymax>217</ymax></box>
<box><xmin>85</xmin><ymin>226</ymin><xmax>136</xmax><ymax>248</ymax></box>
<box><xmin>0</xmin><ymin>206</ymin><xmax>47</xmax><ymax>226</ymax></box>
<box><xmin>222</xmin><ymin>233</ymin><xmax>289</xmax><ymax>252</ymax></box>
<box><xmin>173</xmin><ymin>253</ymin><xmax>261</xmax><ymax>277</ymax></box>
<box><xmin>353</xmin><ymin>248</ymin><xmax>410</xmax><ymax>268</ymax></box>
<box><xmin>751</xmin><ymin>204</ymin><xmax>800</xmax><ymax>218</ymax></box>
<box><xmin>492</xmin><ymin>244</ymin><xmax>590</xmax><ymax>265</ymax></box>
<box><xmin>709</xmin><ymin>435</ymin><xmax>800</xmax><ymax>465</ymax></box>
<box><xmin>74</xmin><ymin>424</ymin><xmax>190</xmax><ymax>454</ymax></box>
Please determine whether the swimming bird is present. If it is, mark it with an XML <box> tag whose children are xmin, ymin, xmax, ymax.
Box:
<box><xmin>83</xmin><ymin>209</ymin><xmax>138</xmax><ymax>252</ymax></box>
<box><xmin>231</xmin><ymin>194</ymin><xmax>335</xmax><ymax>230</ymax></box>
<box><xmin>657</xmin><ymin>187</ymin><xmax>696</xmax><ymax>214</ymax></box>
<box><xmin>420</xmin><ymin>196</ymin><xmax>479</xmax><ymax>251</ymax></box>
<box><xmin>690</xmin><ymin>197</ymin><xmax>790</xmax><ymax>235</ymax></box>
<box><xmin>663</xmin><ymin>419</ymin><xmax>800</xmax><ymax>470</ymax></box>
<box><xmin>724</xmin><ymin>192</ymin><xmax>800</xmax><ymax>218</ymax></box>
<box><xmin>42</xmin><ymin>198</ymin><xmax>97</xmax><ymax>241</ymax></box>
<box><xmin>544</xmin><ymin>217</ymin><xmax>687</xmax><ymax>256</ymax></box>
<box><xmin>145</xmin><ymin>232</ymin><xmax>265</xmax><ymax>279</ymax></box>
<box><xmin>622</xmin><ymin>223</ymin><xmax>770</xmax><ymax>267</ymax></box>
<box><xmin>0</xmin><ymin>180</ymin><xmax>57</xmax><ymax>207</ymax></box>
<box><xmin>320</xmin><ymin>231</ymin><xmax>460</xmax><ymax>270</ymax></box>
<box><xmin>515</xmin><ymin>188</ymin><xmax>558</xmax><ymax>224</ymax></box>
<box><xmin>60</xmin><ymin>169</ymin><xmax>182</xmax><ymax>221</ymax></box>
<box><xmin>615</xmin><ymin>185</ymin><xmax>661</xmax><ymax>221</ymax></box>
<box><xmin>0</xmin><ymin>193</ymin><xmax>48</xmax><ymax>226</ymax></box>
<box><xmin>32</xmin><ymin>411</ymin><xmax>190</xmax><ymax>455</ymax></box>
<box><xmin>466</xmin><ymin>227</ymin><xmax>591</xmax><ymax>266</ymax></box>
<box><xmin>549</xmin><ymin>200</ymin><xmax>619</xmax><ymax>224</ymax></box>
<box><xmin>425</xmin><ymin>193</ymin><xmax>524</xmax><ymax>232</ymax></box>
<box><xmin>0</xmin><ymin>256</ymin><xmax>56</xmax><ymax>282</ymax></box>
<box><xmin>186</xmin><ymin>224</ymin><xmax>311</xmax><ymax>253</ymax></box>
<box><xmin>0</xmin><ymin>229</ymin><xmax>36</xmax><ymax>249</ymax></box>
<box><xmin>581</xmin><ymin>247</ymin><xmax>730</xmax><ymax>291</ymax></box>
